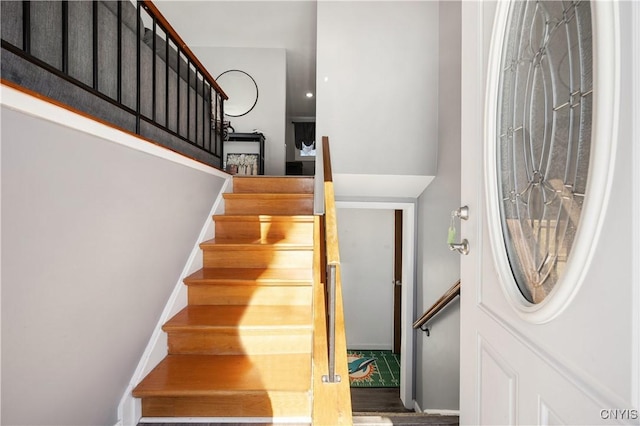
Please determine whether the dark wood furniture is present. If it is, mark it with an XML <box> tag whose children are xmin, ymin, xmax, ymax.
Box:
<box><xmin>224</xmin><ymin>132</ymin><xmax>265</xmax><ymax>175</ymax></box>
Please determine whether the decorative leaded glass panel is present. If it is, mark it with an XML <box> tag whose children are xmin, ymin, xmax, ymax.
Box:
<box><xmin>496</xmin><ymin>1</ymin><xmax>593</xmax><ymax>304</ymax></box>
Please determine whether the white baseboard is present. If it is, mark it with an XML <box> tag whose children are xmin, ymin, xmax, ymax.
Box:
<box><xmin>116</xmin><ymin>177</ymin><xmax>232</xmax><ymax>426</ymax></box>
<box><xmin>139</xmin><ymin>417</ymin><xmax>311</xmax><ymax>424</ymax></box>
<box><xmin>421</xmin><ymin>409</ymin><xmax>461</xmax><ymax>416</ymax></box>
<box><xmin>348</xmin><ymin>345</ymin><xmax>394</xmax><ymax>351</ymax></box>
<box><xmin>413</xmin><ymin>400</ymin><xmax>460</xmax><ymax>416</ymax></box>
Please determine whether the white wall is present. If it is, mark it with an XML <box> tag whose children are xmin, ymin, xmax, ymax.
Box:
<box><xmin>1</xmin><ymin>96</ymin><xmax>226</xmax><ymax>425</ymax></box>
<box><xmin>315</xmin><ymin>2</ymin><xmax>461</xmax><ymax>409</ymax></box>
<box><xmin>415</xmin><ymin>1</ymin><xmax>461</xmax><ymax>412</ymax></box>
<box><xmin>337</xmin><ymin>208</ymin><xmax>394</xmax><ymax>349</ymax></box>
<box><xmin>193</xmin><ymin>46</ymin><xmax>287</xmax><ymax>176</ymax></box>
<box><xmin>316</xmin><ymin>1</ymin><xmax>439</xmax><ymax>178</ymax></box>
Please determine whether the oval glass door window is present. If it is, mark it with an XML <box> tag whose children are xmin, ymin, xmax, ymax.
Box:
<box><xmin>217</xmin><ymin>70</ymin><xmax>258</xmax><ymax>117</ymax></box>
<box><xmin>495</xmin><ymin>1</ymin><xmax>593</xmax><ymax>304</ymax></box>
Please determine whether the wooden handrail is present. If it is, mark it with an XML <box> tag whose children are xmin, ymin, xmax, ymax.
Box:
<box><xmin>323</xmin><ymin>136</ymin><xmax>340</xmax><ymax>266</ymax></box>
<box><xmin>322</xmin><ymin>135</ymin><xmax>333</xmax><ymax>182</ymax></box>
<box><xmin>312</xmin><ymin>137</ymin><xmax>352</xmax><ymax>425</ymax></box>
<box><xmin>141</xmin><ymin>1</ymin><xmax>228</xmax><ymax>100</ymax></box>
<box><xmin>413</xmin><ymin>280</ymin><xmax>461</xmax><ymax>330</ymax></box>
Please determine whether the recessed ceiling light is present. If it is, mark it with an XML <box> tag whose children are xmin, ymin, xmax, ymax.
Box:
<box><xmin>305</xmin><ymin>92</ymin><xmax>314</xmax><ymax>98</ymax></box>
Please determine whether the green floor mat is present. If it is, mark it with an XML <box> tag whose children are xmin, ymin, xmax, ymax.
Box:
<box><xmin>347</xmin><ymin>349</ymin><xmax>400</xmax><ymax>387</ymax></box>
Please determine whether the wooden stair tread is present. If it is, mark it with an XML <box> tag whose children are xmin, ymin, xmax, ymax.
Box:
<box><xmin>185</xmin><ymin>268</ymin><xmax>312</xmax><ymax>284</ymax></box>
<box><xmin>214</xmin><ymin>214</ymin><xmax>314</xmax><ymax>222</ymax></box>
<box><xmin>213</xmin><ymin>214</ymin><xmax>314</xmax><ymax>243</ymax></box>
<box><xmin>223</xmin><ymin>193</ymin><xmax>314</xmax><ymax>215</ymax></box>
<box><xmin>132</xmin><ymin>353</ymin><xmax>312</xmax><ymax>396</ymax></box>
<box><xmin>164</xmin><ymin>305</ymin><xmax>312</xmax><ymax>330</ymax></box>
<box><xmin>224</xmin><ymin>193</ymin><xmax>314</xmax><ymax>200</ymax></box>
<box><xmin>200</xmin><ymin>238</ymin><xmax>313</xmax><ymax>249</ymax></box>
<box><xmin>233</xmin><ymin>176</ymin><xmax>314</xmax><ymax>194</ymax></box>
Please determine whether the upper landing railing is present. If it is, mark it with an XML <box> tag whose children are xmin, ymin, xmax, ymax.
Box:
<box><xmin>1</xmin><ymin>0</ymin><xmax>227</xmax><ymax>168</ymax></box>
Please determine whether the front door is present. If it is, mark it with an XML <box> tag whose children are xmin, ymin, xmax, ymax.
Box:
<box><xmin>460</xmin><ymin>2</ymin><xmax>639</xmax><ymax>424</ymax></box>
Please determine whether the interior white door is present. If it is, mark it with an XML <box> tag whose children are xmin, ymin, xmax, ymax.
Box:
<box><xmin>459</xmin><ymin>2</ymin><xmax>639</xmax><ymax>425</ymax></box>
<box><xmin>338</xmin><ymin>207</ymin><xmax>394</xmax><ymax>350</ymax></box>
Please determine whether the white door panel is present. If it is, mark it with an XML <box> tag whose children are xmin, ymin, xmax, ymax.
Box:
<box><xmin>460</xmin><ymin>1</ymin><xmax>639</xmax><ymax>425</ymax></box>
<box><xmin>338</xmin><ymin>207</ymin><xmax>394</xmax><ymax>349</ymax></box>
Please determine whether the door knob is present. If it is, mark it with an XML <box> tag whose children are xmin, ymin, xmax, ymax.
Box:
<box><xmin>453</xmin><ymin>205</ymin><xmax>469</xmax><ymax>220</ymax></box>
<box><xmin>449</xmin><ymin>239</ymin><xmax>469</xmax><ymax>255</ymax></box>
<box><xmin>448</xmin><ymin>206</ymin><xmax>470</xmax><ymax>255</ymax></box>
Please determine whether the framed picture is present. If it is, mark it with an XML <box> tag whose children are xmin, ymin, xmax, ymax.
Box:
<box><xmin>225</xmin><ymin>153</ymin><xmax>259</xmax><ymax>175</ymax></box>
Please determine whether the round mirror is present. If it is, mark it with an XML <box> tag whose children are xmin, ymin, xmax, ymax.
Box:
<box><xmin>216</xmin><ymin>70</ymin><xmax>258</xmax><ymax>117</ymax></box>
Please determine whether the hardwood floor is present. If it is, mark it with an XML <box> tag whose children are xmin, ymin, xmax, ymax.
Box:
<box><xmin>351</xmin><ymin>388</ymin><xmax>459</xmax><ymax>426</ymax></box>
<box><xmin>351</xmin><ymin>388</ymin><xmax>414</xmax><ymax>413</ymax></box>
<box><xmin>138</xmin><ymin>388</ymin><xmax>458</xmax><ymax>426</ymax></box>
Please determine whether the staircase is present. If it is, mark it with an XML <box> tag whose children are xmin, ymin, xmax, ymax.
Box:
<box><xmin>133</xmin><ymin>176</ymin><xmax>316</xmax><ymax>422</ymax></box>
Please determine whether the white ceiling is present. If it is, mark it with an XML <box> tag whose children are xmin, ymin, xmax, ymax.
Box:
<box><xmin>154</xmin><ymin>1</ymin><xmax>318</xmax><ymax>118</ymax></box>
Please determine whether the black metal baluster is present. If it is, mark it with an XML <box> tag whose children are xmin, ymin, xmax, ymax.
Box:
<box><xmin>162</xmin><ymin>28</ymin><xmax>171</xmax><ymax>129</ymax></box>
<box><xmin>195</xmin><ymin>70</ymin><xmax>200</xmax><ymax>147</ymax></box>
<box><xmin>186</xmin><ymin>58</ymin><xmax>191</xmax><ymax>141</ymax></box>
<box><xmin>220</xmin><ymin>98</ymin><xmax>224</xmax><ymax>159</ymax></box>
<box><xmin>201</xmin><ymin>74</ymin><xmax>205</xmax><ymax>149</ymax></box>
<box><xmin>135</xmin><ymin>1</ymin><xmax>141</xmax><ymax>134</ymax></box>
<box><xmin>211</xmin><ymin>92</ymin><xmax>216</xmax><ymax>154</ymax></box>
<box><xmin>216</xmin><ymin>94</ymin><xmax>221</xmax><ymax>155</ymax></box>
<box><xmin>200</xmin><ymin>72</ymin><xmax>205</xmax><ymax>149</ymax></box>
<box><xmin>61</xmin><ymin>1</ymin><xmax>68</xmax><ymax>73</ymax></box>
<box><xmin>92</xmin><ymin>1</ymin><xmax>98</xmax><ymax>90</ymax></box>
<box><xmin>165</xmin><ymin>31</ymin><xmax>169</xmax><ymax>128</ymax></box>
<box><xmin>151</xmin><ymin>19</ymin><xmax>156</xmax><ymax>122</ymax></box>
<box><xmin>207</xmin><ymin>82</ymin><xmax>212</xmax><ymax>153</ymax></box>
<box><xmin>176</xmin><ymin>46</ymin><xmax>181</xmax><ymax>136</ymax></box>
<box><xmin>117</xmin><ymin>0</ymin><xmax>122</xmax><ymax>103</ymax></box>
<box><xmin>22</xmin><ymin>1</ymin><xmax>31</xmax><ymax>53</ymax></box>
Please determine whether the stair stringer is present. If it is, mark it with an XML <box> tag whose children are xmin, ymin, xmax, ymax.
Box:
<box><xmin>116</xmin><ymin>176</ymin><xmax>233</xmax><ymax>426</ymax></box>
